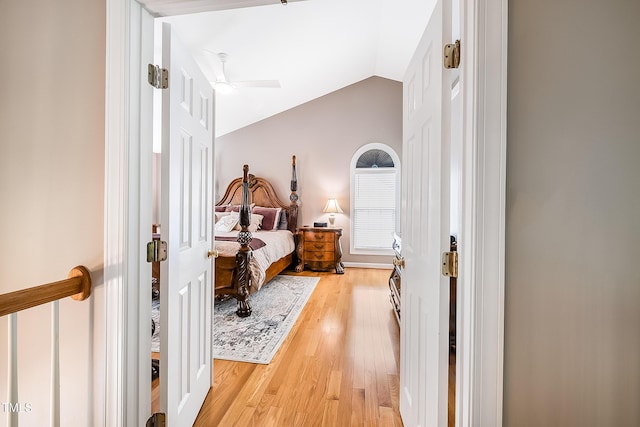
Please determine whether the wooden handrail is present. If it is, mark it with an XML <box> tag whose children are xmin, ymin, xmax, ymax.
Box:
<box><xmin>0</xmin><ymin>266</ymin><xmax>91</xmax><ymax>317</ymax></box>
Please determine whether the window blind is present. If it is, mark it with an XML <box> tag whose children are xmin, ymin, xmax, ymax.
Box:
<box><xmin>353</xmin><ymin>169</ymin><xmax>396</xmax><ymax>250</ymax></box>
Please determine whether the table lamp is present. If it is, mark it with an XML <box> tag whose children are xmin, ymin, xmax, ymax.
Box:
<box><xmin>323</xmin><ymin>198</ymin><xmax>343</xmax><ymax>227</ymax></box>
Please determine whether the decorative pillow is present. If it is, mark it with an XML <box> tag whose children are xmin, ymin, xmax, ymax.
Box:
<box><xmin>215</xmin><ymin>211</ymin><xmax>232</xmax><ymax>223</ymax></box>
<box><xmin>214</xmin><ymin>205</ymin><xmax>228</xmax><ymax>212</ymax></box>
<box><xmin>252</xmin><ymin>206</ymin><xmax>281</xmax><ymax>231</ymax></box>
<box><xmin>229</xmin><ymin>212</ymin><xmax>263</xmax><ymax>232</ymax></box>
<box><xmin>225</xmin><ymin>203</ymin><xmax>255</xmax><ymax>212</ymax></box>
<box><xmin>277</xmin><ymin>209</ymin><xmax>289</xmax><ymax>230</ymax></box>
<box><xmin>214</xmin><ymin>214</ymin><xmax>239</xmax><ymax>232</ymax></box>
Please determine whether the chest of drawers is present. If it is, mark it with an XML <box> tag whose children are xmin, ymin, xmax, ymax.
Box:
<box><xmin>295</xmin><ymin>227</ymin><xmax>344</xmax><ymax>274</ymax></box>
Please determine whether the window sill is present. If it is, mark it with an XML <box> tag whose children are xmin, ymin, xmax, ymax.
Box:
<box><xmin>350</xmin><ymin>248</ymin><xmax>394</xmax><ymax>257</ymax></box>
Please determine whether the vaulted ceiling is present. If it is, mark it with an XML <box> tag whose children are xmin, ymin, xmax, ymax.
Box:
<box><xmin>147</xmin><ymin>0</ymin><xmax>434</xmax><ymax>136</ymax></box>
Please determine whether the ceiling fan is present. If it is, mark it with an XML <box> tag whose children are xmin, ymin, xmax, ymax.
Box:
<box><xmin>205</xmin><ymin>51</ymin><xmax>281</xmax><ymax>94</ymax></box>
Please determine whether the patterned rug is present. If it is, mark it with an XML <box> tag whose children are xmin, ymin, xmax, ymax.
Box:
<box><xmin>151</xmin><ymin>275</ymin><xmax>319</xmax><ymax>364</ymax></box>
<box><xmin>151</xmin><ymin>297</ymin><xmax>160</xmax><ymax>353</ymax></box>
<box><xmin>214</xmin><ymin>275</ymin><xmax>319</xmax><ymax>364</ymax></box>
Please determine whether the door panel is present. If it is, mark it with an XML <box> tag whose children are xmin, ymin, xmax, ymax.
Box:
<box><xmin>160</xmin><ymin>22</ymin><xmax>214</xmax><ymax>427</ymax></box>
<box><xmin>400</xmin><ymin>0</ymin><xmax>451</xmax><ymax>425</ymax></box>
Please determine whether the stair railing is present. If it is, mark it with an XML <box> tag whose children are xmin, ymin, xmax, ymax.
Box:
<box><xmin>0</xmin><ymin>266</ymin><xmax>92</xmax><ymax>427</ymax></box>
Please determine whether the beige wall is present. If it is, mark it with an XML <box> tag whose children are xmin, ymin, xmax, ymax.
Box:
<box><xmin>505</xmin><ymin>0</ymin><xmax>640</xmax><ymax>425</ymax></box>
<box><xmin>215</xmin><ymin>76</ymin><xmax>402</xmax><ymax>265</ymax></box>
<box><xmin>0</xmin><ymin>1</ymin><xmax>105</xmax><ymax>425</ymax></box>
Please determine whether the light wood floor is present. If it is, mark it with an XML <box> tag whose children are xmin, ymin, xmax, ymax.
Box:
<box><xmin>193</xmin><ymin>268</ymin><xmax>402</xmax><ymax>426</ymax></box>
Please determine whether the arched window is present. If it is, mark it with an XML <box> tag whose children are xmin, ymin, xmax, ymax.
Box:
<box><xmin>350</xmin><ymin>143</ymin><xmax>401</xmax><ymax>255</ymax></box>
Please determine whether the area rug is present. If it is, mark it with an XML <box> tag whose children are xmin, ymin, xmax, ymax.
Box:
<box><xmin>214</xmin><ymin>275</ymin><xmax>319</xmax><ymax>364</ymax></box>
<box><xmin>151</xmin><ymin>275</ymin><xmax>319</xmax><ymax>364</ymax></box>
<box><xmin>151</xmin><ymin>297</ymin><xmax>160</xmax><ymax>353</ymax></box>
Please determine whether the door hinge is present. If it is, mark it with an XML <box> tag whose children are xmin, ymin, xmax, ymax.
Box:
<box><xmin>442</xmin><ymin>251</ymin><xmax>458</xmax><ymax>278</ymax></box>
<box><xmin>147</xmin><ymin>240</ymin><xmax>168</xmax><ymax>263</ymax></box>
<box><xmin>148</xmin><ymin>64</ymin><xmax>169</xmax><ymax>89</ymax></box>
<box><xmin>392</xmin><ymin>256</ymin><xmax>405</xmax><ymax>269</ymax></box>
<box><xmin>146</xmin><ymin>412</ymin><xmax>166</xmax><ymax>427</ymax></box>
<box><xmin>443</xmin><ymin>40</ymin><xmax>461</xmax><ymax>69</ymax></box>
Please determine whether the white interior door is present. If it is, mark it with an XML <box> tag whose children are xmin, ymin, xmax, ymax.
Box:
<box><xmin>400</xmin><ymin>0</ymin><xmax>452</xmax><ymax>425</ymax></box>
<box><xmin>160</xmin><ymin>22</ymin><xmax>214</xmax><ymax>427</ymax></box>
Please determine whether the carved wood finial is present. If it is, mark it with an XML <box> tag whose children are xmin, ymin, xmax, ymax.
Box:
<box><xmin>289</xmin><ymin>155</ymin><xmax>299</xmax><ymax>231</ymax></box>
<box><xmin>239</xmin><ymin>164</ymin><xmax>252</xmax><ymax>230</ymax></box>
<box><xmin>290</xmin><ymin>155</ymin><xmax>298</xmax><ymax>194</ymax></box>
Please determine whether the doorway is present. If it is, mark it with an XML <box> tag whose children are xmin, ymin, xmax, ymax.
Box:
<box><xmin>103</xmin><ymin>0</ymin><xmax>508</xmax><ymax>425</ymax></box>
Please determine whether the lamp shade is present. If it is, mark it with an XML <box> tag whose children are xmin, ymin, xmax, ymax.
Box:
<box><xmin>323</xmin><ymin>198</ymin><xmax>343</xmax><ymax>214</ymax></box>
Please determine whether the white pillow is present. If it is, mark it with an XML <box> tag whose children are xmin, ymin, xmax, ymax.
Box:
<box><xmin>229</xmin><ymin>212</ymin><xmax>263</xmax><ymax>232</ymax></box>
<box><xmin>215</xmin><ymin>211</ymin><xmax>232</xmax><ymax>223</ymax></box>
<box><xmin>214</xmin><ymin>214</ymin><xmax>239</xmax><ymax>232</ymax></box>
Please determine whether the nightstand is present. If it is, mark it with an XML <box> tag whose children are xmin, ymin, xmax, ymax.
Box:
<box><xmin>295</xmin><ymin>227</ymin><xmax>344</xmax><ymax>274</ymax></box>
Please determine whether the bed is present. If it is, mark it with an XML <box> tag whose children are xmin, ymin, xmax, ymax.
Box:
<box><xmin>213</xmin><ymin>156</ymin><xmax>299</xmax><ymax>317</ymax></box>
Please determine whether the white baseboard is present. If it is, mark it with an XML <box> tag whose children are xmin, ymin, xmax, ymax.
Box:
<box><xmin>342</xmin><ymin>262</ymin><xmax>393</xmax><ymax>269</ymax></box>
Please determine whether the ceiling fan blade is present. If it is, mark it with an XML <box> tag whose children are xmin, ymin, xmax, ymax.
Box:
<box><xmin>202</xmin><ymin>51</ymin><xmax>281</xmax><ymax>90</ymax></box>
<box><xmin>232</xmin><ymin>80</ymin><xmax>281</xmax><ymax>88</ymax></box>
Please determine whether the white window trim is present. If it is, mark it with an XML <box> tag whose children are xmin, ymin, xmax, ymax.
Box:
<box><xmin>349</xmin><ymin>143</ymin><xmax>401</xmax><ymax>256</ymax></box>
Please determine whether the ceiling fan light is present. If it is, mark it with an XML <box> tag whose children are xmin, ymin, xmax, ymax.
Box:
<box><xmin>214</xmin><ymin>81</ymin><xmax>233</xmax><ymax>94</ymax></box>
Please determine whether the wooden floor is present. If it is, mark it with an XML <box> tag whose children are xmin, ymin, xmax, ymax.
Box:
<box><xmin>193</xmin><ymin>268</ymin><xmax>402</xmax><ymax>426</ymax></box>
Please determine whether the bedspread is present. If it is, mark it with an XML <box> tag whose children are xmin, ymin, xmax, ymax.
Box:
<box><xmin>214</xmin><ymin>230</ymin><xmax>295</xmax><ymax>290</ymax></box>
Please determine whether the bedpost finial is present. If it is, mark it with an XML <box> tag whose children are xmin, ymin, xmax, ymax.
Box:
<box><xmin>243</xmin><ymin>164</ymin><xmax>249</xmax><ymax>181</ymax></box>
<box><xmin>290</xmin><ymin>155</ymin><xmax>298</xmax><ymax>195</ymax></box>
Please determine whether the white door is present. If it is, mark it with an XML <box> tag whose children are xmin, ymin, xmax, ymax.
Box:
<box><xmin>160</xmin><ymin>22</ymin><xmax>214</xmax><ymax>427</ymax></box>
<box><xmin>400</xmin><ymin>0</ymin><xmax>452</xmax><ymax>425</ymax></box>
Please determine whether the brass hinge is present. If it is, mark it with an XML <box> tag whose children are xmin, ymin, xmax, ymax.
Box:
<box><xmin>443</xmin><ymin>40</ymin><xmax>461</xmax><ymax>69</ymax></box>
<box><xmin>442</xmin><ymin>251</ymin><xmax>458</xmax><ymax>278</ymax></box>
<box><xmin>148</xmin><ymin>64</ymin><xmax>169</xmax><ymax>89</ymax></box>
<box><xmin>146</xmin><ymin>412</ymin><xmax>166</xmax><ymax>427</ymax></box>
<box><xmin>392</xmin><ymin>257</ymin><xmax>405</xmax><ymax>269</ymax></box>
<box><xmin>147</xmin><ymin>240</ymin><xmax>168</xmax><ymax>263</ymax></box>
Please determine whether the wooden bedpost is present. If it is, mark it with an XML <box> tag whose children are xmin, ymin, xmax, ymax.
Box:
<box><xmin>289</xmin><ymin>155</ymin><xmax>299</xmax><ymax>232</ymax></box>
<box><xmin>235</xmin><ymin>164</ymin><xmax>253</xmax><ymax>317</ymax></box>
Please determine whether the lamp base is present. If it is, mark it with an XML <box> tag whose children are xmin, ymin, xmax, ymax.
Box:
<box><xmin>328</xmin><ymin>215</ymin><xmax>336</xmax><ymax>227</ymax></box>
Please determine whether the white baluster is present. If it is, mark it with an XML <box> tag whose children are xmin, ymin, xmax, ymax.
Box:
<box><xmin>51</xmin><ymin>301</ymin><xmax>60</xmax><ymax>427</ymax></box>
<box><xmin>7</xmin><ymin>313</ymin><xmax>18</xmax><ymax>427</ymax></box>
